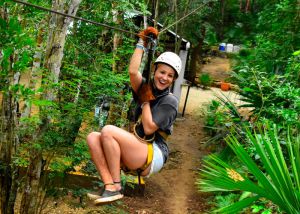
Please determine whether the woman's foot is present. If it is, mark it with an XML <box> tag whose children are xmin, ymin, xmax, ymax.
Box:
<box><xmin>87</xmin><ymin>190</ymin><xmax>103</xmax><ymax>200</ymax></box>
<box><xmin>94</xmin><ymin>189</ymin><xmax>123</xmax><ymax>204</ymax></box>
<box><xmin>113</xmin><ymin>181</ymin><xmax>122</xmax><ymax>193</ymax></box>
<box><xmin>87</xmin><ymin>182</ymin><xmax>123</xmax><ymax>203</ymax></box>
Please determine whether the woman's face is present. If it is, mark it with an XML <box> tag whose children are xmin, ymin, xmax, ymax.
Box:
<box><xmin>153</xmin><ymin>63</ymin><xmax>176</xmax><ymax>90</ymax></box>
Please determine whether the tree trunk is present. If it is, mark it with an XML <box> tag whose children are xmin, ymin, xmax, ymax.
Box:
<box><xmin>175</xmin><ymin>0</ymin><xmax>190</xmax><ymax>54</ymax></box>
<box><xmin>0</xmin><ymin>6</ymin><xmax>20</xmax><ymax>214</ymax></box>
<box><xmin>245</xmin><ymin>0</ymin><xmax>250</xmax><ymax>12</ymax></box>
<box><xmin>19</xmin><ymin>1</ymin><xmax>82</xmax><ymax>213</ymax></box>
<box><xmin>239</xmin><ymin>0</ymin><xmax>243</xmax><ymax>11</ymax></box>
<box><xmin>112</xmin><ymin>2</ymin><xmax>123</xmax><ymax>73</ymax></box>
<box><xmin>22</xmin><ymin>23</ymin><xmax>45</xmax><ymax>118</ymax></box>
<box><xmin>189</xmin><ymin>27</ymin><xmax>206</xmax><ymax>84</ymax></box>
<box><xmin>43</xmin><ymin>0</ymin><xmax>82</xmax><ymax>101</ymax></box>
<box><xmin>107</xmin><ymin>2</ymin><xmax>125</xmax><ymax>126</ymax></box>
<box><xmin>153</xmin><ymin>0</ymin><xmax>159</xmax><ymax>28</ymax></box>
<box><xmin>174</xmin><ymin>0</ymin><xmax>180</xmax><ymax>53</ymax></box>
<box><xmin>19</xmin><ymin>152</ymin><xmax>44</xmax><ymax>214</ymax></box>
<box><xmin>219</xmin><ymin>0</ymin><xmax>226</xmax><ymax>40</ymax></box>
<box><xmin>0</xmin><ymin>90</ymin><xmax>19</xmax><ymax>214</ymax></box>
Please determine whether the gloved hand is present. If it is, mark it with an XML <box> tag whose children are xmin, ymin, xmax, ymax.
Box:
<box><xmin>137</xmin><ymin>83</ymin><xmax>156</xmax><ymax>104</ymax></box>
<box><xmin>137</xmin><ymin>27</ymin><xmax>159</xmax><ymax>47</ymax></box>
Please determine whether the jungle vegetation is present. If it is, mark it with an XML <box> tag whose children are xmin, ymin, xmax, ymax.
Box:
<box><xmin>0</xmin><ymin>0</ymin><xmax>299</xmax><ymax>213</ymax></box>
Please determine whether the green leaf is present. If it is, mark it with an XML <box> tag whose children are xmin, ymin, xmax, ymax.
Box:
<box><xmin>251</xmin><ymin>204</ymin><xmax>264</xmax><ymax>213</ymax></box>
<box><xmin>242</xmin><ymin>87</ymin><xmax>253</xmax><ymax>92</ymax></box>
<box><xmin>239</xmin><ymin>191</ymin><xmax>252</xmax><ymax>201</ymax></box>
<box><xmin>262</xmin><ymin>209</ymin><xmax>272</xmax><ymax>214</ymax></box>
<box><xmin>213</xmin><ymin>195</ymin><xmax>260</xmax><ymax>214</ymax></box>
<box><xmin>292</xmin><ymin>50</ymin><xmax>300</xmax><ymax>56</ymax></box>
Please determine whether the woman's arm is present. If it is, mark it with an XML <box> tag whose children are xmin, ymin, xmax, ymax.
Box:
<box><xmin>142</xmin><ymin>95</ymin><xmax>178</xmax><ymax>135</ymax></box>
<box><xmin>141</xmin><ymin>102</ymin><xmax>159</xmax><ymax>135</ymax></box>
<box><xmin>129</xmin><ymin>27</ymin><xmax>158</xmax><ymax>94</ymax></box>
<box><xmin>128</xmin><ymin>48</ymin><xmax>143</xmax><ymax>93</ymax></box>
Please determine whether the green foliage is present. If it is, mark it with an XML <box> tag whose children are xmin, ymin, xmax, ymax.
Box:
<box><xmin>232</xmin><ymin>66</ymin><xmax>300</xmax><ymax>127</ymax></box>
<box><xmin>204</xmin><ymin>100</ymin><xmax>222</xmax><ymax>128</ymax></box>
<box><xmin>199</xmin><ymin>73</ymin><xmax>213</xmax><ymax>88</ymax></box>
<box><xmin>213</xmin><ymin>193</ymin><xmax>240</xmax><ymax>209</ymax></box>
<box><xmin>0</xmin><ymin>15</ymin><xmax>34</xmax><ymax>90</ymax></box>
<box><xmin>198</xmin><ymin>124</ymin><xmax>300</xmax><ymax>213</ymax></box>
<box><xmin>203</xmin><ymin>95</ymin><xmax>244</xmax><ymax>147</ymax></box>
<box><xmin>232</xmin><ymin>1</ymin><xmax>300</xmax><ymax>73</ymax></box>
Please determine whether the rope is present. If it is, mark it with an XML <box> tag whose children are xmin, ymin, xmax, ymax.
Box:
<box><xmin>160</xmin><ymin>1</ymin><xmax>213</xmax><ymax>34</ymax></box>
<box><xmin>11</xmin><ymin>0</ymin><xmax>141</xmax><ymax>37</ymax></box>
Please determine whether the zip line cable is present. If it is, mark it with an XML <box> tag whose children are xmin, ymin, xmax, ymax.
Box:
<box><xmin>11</xmin><ymin>0</ymin><xmax>139</xmax><ymax>37</ymax></box>
<box><xmin>12</xmin><ymin>0</ymin><xmax>213</xmax><ymax>38</ymax></box>
<box><xmin>160</xmin><ymin>1</ymin><xmax>212</xmax><ymax>34</ymax></box>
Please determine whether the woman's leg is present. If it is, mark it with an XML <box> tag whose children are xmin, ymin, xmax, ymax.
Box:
<box><xmin>100</xmin><ymin>125</ymin><xmax>150</xmax><ymax>183</ymax></box>
<box><xmin>87</xmin><ymin>126</ymin><xmax>150</xmax><ymax>191</ymax></box>
<box><xmin>86</xmin><ymin>132</ymin><xmax>116</xmax><ymax>191</ymax></box>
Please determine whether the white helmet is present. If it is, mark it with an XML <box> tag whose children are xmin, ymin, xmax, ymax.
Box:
<box><xmin>154</xmin><ymin>52</ymin><xmax>182</xmax><ymax>77</ymax></box>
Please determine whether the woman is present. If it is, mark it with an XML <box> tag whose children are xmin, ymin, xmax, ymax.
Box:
<box><xmin>86</xmin><ymin>27</ymin><xmax>182</xmax><ymax>204</ymax></box>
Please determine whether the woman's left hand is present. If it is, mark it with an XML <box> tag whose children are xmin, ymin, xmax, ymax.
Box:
<box><xmin>138</xmin><ymin>83</ymin><xmax>155</xmax><ymax>104</ymax></box>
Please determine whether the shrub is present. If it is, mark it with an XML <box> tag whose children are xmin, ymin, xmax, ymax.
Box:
<box><xmin>199</xmin><ymin>73</ymin><xmax>213</xmax><ymax>88</ymax></box>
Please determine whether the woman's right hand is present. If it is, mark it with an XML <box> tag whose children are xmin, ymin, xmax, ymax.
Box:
<box><xmin>137</xmin><ymin>27</ymin><xmax>159</xmax><ymax>47</ymax></box>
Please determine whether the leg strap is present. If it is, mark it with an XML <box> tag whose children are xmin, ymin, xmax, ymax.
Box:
<box><xmin>121</xmin><ymin>143</ymin><xmax>154</xmax><ymax>176</ymax></box>
<box><xmin>139</xmin><ymin>143</ymin><xmax>154</xmax><ymax>171</ymax></box>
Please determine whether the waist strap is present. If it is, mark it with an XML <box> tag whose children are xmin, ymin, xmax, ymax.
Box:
<box><xmin>133</xmin><ymin>122</ymin><xmax>169</xmax><ymax>142</ymax></box>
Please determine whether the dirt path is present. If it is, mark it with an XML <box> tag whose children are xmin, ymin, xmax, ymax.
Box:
<box><xmin>122</xmin><ymin>112</ymin><xmax>211</xmax><ymax>214</ymax></box>
<box><xmin>121</xmin><ymin>57</ymin><xmax>237</xmax><ymax>213</ymax></box>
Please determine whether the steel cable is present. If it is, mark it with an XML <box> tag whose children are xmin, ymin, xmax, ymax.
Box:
<box><xmin>160</xmin><ymin>1</ymin><xmax>214</xmax><ymax>34</ymax></box>
<box><xmin>12</xmin><ymin>0</ymin><xmax>214</xmax><ymax>38</ymax></box>
<box><xmin>11</xmin><ymin>0</ymin><xmax>140</xmax><ymax>37</ymax></box>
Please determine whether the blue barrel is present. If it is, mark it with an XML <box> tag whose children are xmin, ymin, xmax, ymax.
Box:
<box><xmin>219</xmin><ymin>43</ymin><xmax>226</xmax><ymax>51</ymax></box>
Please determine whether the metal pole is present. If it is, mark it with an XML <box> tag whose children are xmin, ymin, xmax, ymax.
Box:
<box><xmin>182</xmin><ymin>84</ymin><xmax>191</xmax><ymax>117</ymax></box>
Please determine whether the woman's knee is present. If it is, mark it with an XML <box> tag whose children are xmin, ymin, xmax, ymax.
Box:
<box><xmin>100</xmin><ymin>125</ymin><xmax>116</xmax><ymax>140</ymax></box>
<box><xmin>86</xmin><ymin>131</ymin><xmax>101</xmax><ymax>148</ymax></box>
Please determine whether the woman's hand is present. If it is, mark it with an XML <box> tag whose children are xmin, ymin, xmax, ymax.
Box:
<box><xmin>137</xmin><ymin>27</ymin><xmax>159</xmax><ymax>47</ymax></box>
<box><xmin>137</xmin><ymin>83</ymin><xmax>155</xmax><ymax>104</ymax></box>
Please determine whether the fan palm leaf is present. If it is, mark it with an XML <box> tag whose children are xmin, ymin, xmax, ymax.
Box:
<box><xmin>198</xmin><ymin>124</ymin><xmax>300</xmax><ymax>213</ymax></box>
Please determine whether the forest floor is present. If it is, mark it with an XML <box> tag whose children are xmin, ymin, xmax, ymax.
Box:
<box><xmin>42</xmin><ymin>56</ymin><xmax>239</xmax><ymax>214</ymax></box>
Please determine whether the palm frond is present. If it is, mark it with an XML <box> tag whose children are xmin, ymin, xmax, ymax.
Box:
<box><xmin>198</xmin><ymin>124</ymin><xmax>300</xmax><ymax>213</ymax></box>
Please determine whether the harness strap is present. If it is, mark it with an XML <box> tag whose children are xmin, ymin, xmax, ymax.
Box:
<box><xmin>121</xmin><ymin>142</ymin><xmax>153</xmax><ymax>176</ymax></box>
<box><xmin>140</xmin><ymin>143</ymin><xmax>153</xmax><ymax>171</ymax></box>
<box><xmin>133</xmin><ymin>114</ymin><xmax>169</xmax><ymax>142</ymax></box>
<box><xmin>157</xmin><ymin>130</ymin><xmax>169</xmax><ymax>141</ymax></box>
<box><xmin>133</xmin><ymin>122</ymin><xmax>155</xmax><ymax>142</ymax></box>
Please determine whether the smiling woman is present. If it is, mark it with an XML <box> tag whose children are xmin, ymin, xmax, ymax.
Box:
<box><xmin>86</xmin><ymin>27</ymin><xmax>182</xmax><ymax>205</ymax></box>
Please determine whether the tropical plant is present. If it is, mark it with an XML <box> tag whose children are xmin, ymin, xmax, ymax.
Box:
<box><xmin>232</xmin><ymin>66</ymin><xmax>300</xmax><ymax>127</ymax></box>
<box><xmin>199</xmin><ymin>73</ymin><xmax>213</xmax><ymax>88</ymax></box>
<box><xmin>202</xmin><ymin>93</ymin><xmax>245</xmax><ymax>147</ymax></box>
<box><xmin>198</xmin><ymin>124</ymin><xmax>300</xmax><ymax>213</ymax></box>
